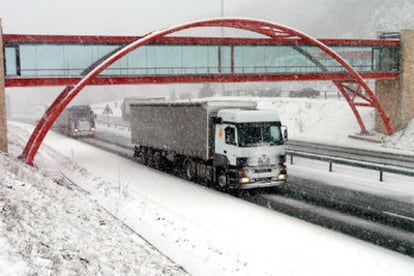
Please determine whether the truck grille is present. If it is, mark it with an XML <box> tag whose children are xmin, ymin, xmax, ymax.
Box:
<box><xmin>255</xmin><ymin>169</ymin><xmax>271</xmax><ymax>173</ymax></box>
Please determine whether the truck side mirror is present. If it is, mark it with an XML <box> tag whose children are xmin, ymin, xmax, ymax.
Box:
<box><xmin>214</xmin><ymin>117</ymin><xmax>223</xmax><ymax>124</ymax></box>
<box><xmin>281</xmin><ymin>125</ymin><xmax>288</xmax><ymax>141</ymax></box>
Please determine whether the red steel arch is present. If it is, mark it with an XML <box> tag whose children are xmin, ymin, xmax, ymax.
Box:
<box><xmin>19</xmin><ymin>18</ymin><xmax>393</xmax><ymax>165</ymax></box>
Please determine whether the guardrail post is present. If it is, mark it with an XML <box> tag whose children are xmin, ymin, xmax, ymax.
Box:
<box><xmin>329</xmin><ymin>162</ymin><xmax>333</xmax><ymax>172</ymax></box>
<box><xmin>379</xmin><ymin>170</ymin><xmax>384</xmax><ymax>182</ymax></box>
<box><xmin>290</xmin><ymin>154</ymin><xmax>293</xmax><ymax>165</ymax></box>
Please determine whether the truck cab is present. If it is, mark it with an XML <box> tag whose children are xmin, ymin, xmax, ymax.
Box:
<box><xmin>214</xmin><ymin>109</ymin><xmax>287</xmax><ymax>189</ymax></box>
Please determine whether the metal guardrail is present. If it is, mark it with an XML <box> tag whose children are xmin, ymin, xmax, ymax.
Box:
<box><xmin>287</xmin><ymin>150</ymin><xmax>414</xmax><ymax>181</ymax></box>
<box><xmin>95</xmin><ymin>115</ymin><xmax>130</xmax><ymax>129</ymax></box>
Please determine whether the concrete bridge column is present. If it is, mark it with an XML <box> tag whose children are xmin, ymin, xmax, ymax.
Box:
<box><xmin>0</xmin><ymin>18</ymin><xmax>8</xmax><ymax>153</ymax></box>
<box><xmin>375</xmin><ymin>30</ymin><xmax>414</xmax><ymax>134</ymax></box>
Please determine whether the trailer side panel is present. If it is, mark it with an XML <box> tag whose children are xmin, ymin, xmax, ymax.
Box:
<box><xmin>131</xmin><ymin>103</ymin><xmax>209</xmax><ymax>160</ymax></box>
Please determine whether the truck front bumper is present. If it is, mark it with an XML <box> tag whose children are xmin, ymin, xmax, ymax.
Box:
<box><xmin>236</xmin><ymin>172</ymin><xmax>287</xmax><ymax>189</ymax></box>
<box><xmin>226</xmin><ymin>167</ymin><xmax>287</xmax><ymax>190</ymax></box>
<box><xmin>239</xmin><ymin>179</ymin><xmax>285</xmax><ymax>189</ymax></box>
<box><xmin>72</xmin><ymin>130</ymin><xmax>95</xmax><ymax>137</ymax></box>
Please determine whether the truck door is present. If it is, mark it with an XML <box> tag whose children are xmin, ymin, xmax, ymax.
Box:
<box><xmin>215</xmin><ymin>124</ymin><xmax>238</xmax><ymax>166</ymax></box>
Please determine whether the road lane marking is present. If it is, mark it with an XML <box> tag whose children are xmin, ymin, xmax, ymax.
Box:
<box><xmin>383</xmin><ymin>211</ymin><xmax>414</xmax><ymax>222</ymax></box>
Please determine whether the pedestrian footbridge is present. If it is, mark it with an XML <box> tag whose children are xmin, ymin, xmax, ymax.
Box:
<box><xmin>1</xmin><ymin>18</ymin><xmax>401</xmax><ymax>165</ymax></box>
<box><xmin>4</xmin><ymin>31</ymin><xmax>399</xmax><ymax>86</ymax></box>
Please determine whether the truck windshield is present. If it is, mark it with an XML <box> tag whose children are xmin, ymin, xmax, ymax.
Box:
<box><xmin>72</xmin><ymin>110</ymin><xmax>92</xmax><ymax>119</ymax></box>
<box><xmin>237</xmin><ymin>122</ymin><xmax>283</xmax><ymax>147</ymax></box>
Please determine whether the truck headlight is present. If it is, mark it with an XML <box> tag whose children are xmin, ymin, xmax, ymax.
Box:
<box><xmin>278</xmin><ymin>174</ymin><xmax>287</xmax><ymax>181</ymax></box>
<box><xmin>239</xmin><ymin>177</ymin><xmax>251</xmax><ymax>184</ymax></box>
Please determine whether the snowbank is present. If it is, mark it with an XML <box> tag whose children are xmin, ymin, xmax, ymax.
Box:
<box><xmin>0</xmin><ymin>124</ymin><xmax>187</xmax><ymax>275</ymax></box>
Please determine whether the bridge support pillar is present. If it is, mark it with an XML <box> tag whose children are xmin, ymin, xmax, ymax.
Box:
<box><xmin>0</xmin><ymin>19</ymin><xmax>8</xmax><ymax>154</ymax></box>
<box><xmin>375</xmin><ymin>30</ymin><xmax>414</xmax><ymax>134</ymax></box>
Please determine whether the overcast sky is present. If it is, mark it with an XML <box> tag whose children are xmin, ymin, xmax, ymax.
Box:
<box><xmin>1</xmin><ymin>0</ymin><xmax>256</xmax><ymax>35</ymax></box>
<box><xmin>3</xmin><ymin>0</ymin><xmax>410</xmax><ymax>38</ymax></box>
<box><xmin>3</xmin><ymin>0</ymin><xmax>413</xmax><ymax>106</ymax></box>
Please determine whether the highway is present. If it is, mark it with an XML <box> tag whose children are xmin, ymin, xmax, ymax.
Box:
<box><xmin>11</xmin><ymin>116</ymin><xmax>414</xmax><ymax>256</ymax></box>
<box><xmin>84</xmin><ymin>121</ymin><xmax>414</xmax><ymax>256</ymax></box>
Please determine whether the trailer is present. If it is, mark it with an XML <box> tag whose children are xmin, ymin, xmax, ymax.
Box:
<box><xmin>130</xmin><ymin>100</ymin><xmax>287</xmax><ymax>190</ymax></box>
<box><xmin>121</xmin><ymin>97</ymin><xmax>165</xmax><ymax>121</ymax></box>
<box><xmin>54</xmin><ymin>105</ymin><xmax>96</xmax><ymax>137</ymax></box>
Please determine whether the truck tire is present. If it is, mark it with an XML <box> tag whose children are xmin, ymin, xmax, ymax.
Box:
<box><xmin>140</xmin><ymin>148</ymin><xmax>149</xmax><ymax>166</ymax></box>
<box><xmin>184</xmin><ymin>160</ymin><xmax>196</xmax><ymax>181</ymax></box>
<box><xmin>217</xmin><ymin>171</ymin><xmax>228</xmax><ymax>190</ymax></box>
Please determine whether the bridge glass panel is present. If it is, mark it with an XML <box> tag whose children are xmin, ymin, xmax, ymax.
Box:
<box><xmin>234</xmin><ymin>45</ymin><xmax>344</xmax><ymax>74</ymax></box>
<box><xmin>326</xmin><ymin>46</ymin><xmax>374</xmax><ymax>72</ymax></box>
<box><xmin>374</xmin><ymin>46</ymin><xmax>400</xmax><ymax>71</ymax></box>
<box><xmin>103</xmin><ymin>45</ymin><xmax>221</xmax><ymax>75</ymax></box>
<box><xmin>220</xmin><ymin>46</ymin><xmax>231</xmax><ymax>74</ymax></box>
<box><xmin>5</xmin><ymin>47</ymin><xmax>17</xmax><ymax>76</ymax></box>
<box><xmin>6</xmin><ymin>44</ymin><xmax>118</xmax><ymax>76</ymax></box>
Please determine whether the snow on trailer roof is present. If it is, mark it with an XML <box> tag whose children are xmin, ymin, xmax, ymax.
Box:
<box><xmin>218</xmin><ymin>109</ymin><xmax>281</xmax><ymax>123</ymax></box>
<box><xmin>122</xmin><ymin>97</ymin><xmax>166</xmax><ymax>103</ymax></box>
<box><xmin>129</xmin><ymin>98</ymin><xmax>258</xmax><ymax>110</ymax></box>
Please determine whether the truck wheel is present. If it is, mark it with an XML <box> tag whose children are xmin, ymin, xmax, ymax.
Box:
<box><xmin>184</xmin><ymin>160</ymin><xmax>196</xmax><ymax>181</ymax></box>
<box><xmin>217</xmin><ymin>172</ymin><xmax>228</xmax><ymax>190</ymax></box>
<box><xmin>141</xmin><ymin>152</ymin><xmax>150</xmax><ymax>166</ymax></box>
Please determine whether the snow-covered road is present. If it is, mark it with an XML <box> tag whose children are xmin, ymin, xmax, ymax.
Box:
<box><xmin>18</xmin><ymin>121</ymin><xmax>411</xmax><ymax>275</ymax></box>
<box><xmin>5</xmin><ymin>94</ymin><xmax>414</xmax><ymax>274</ymax></box>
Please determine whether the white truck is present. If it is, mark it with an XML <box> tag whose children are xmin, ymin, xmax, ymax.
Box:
<box><xmin>54</xmin><ymin>105</ymin><xmax>96</xmax><ymax>137</ymax></box>
<box><xmin>130</xmin><ymin>100</ymin><xmax>287</xmax><ymax>190</ymax></box>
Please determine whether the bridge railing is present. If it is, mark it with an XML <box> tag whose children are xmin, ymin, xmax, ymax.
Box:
<box><xmin>15</xmin><ymin>64</ymin><xmax>379</xmax><ymax>77</ymax></box>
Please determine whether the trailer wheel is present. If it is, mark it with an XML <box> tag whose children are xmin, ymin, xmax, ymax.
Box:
<box><xmin>141</xmin><ymin>148</ymin><xmax>149</xmax><ymax>166</ymax></box>
<box><xmin>184</xmin><ymin>160</ymin><xmax>196</xmax><ymax>181</ymax></box>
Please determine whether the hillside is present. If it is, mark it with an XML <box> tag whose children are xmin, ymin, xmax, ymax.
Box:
<box><xmin>1</xmin><ymin>124</ymin><xmax>187</xmax><ymax>275</ymax></box>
